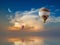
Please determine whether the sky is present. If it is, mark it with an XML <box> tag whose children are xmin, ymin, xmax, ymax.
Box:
<box><xmin>0</xmin><ymin>0</ymin><xmax>60</xmax><ymax>37</ymax></box>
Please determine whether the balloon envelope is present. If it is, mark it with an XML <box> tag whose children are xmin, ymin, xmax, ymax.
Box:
<box><xmin>39</xmin><ymin>7</ymin><xmax>50</xmax><ymax>23</ymax></box>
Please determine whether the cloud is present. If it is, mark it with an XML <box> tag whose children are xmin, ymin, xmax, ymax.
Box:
<box><xmin>46</xmin><ymin>16</ymin><xmax>60</xmax><ymax>23</ymax></box>
<box><xmin>8</xmin><ymin>8</ymin><xmax>12</xmax><ymax>13</ymax></box>
<box><xmin>8</xmin><ymin>9</ymin><xmax>44</xmax><ymax>31</ymax></box>
<box><xmin>8</xmin><ymin>8</ymin><xmax>60</xmax><ymax>32</ymax></box>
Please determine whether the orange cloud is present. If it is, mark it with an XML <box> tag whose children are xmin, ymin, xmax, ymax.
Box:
<box><xmin>8</xmin><ymin>20</ymin><xmax>44</xmax><ymax>32</ymax></box>
<box><xmin>8</xmin><ymin>9</ymin><xmax>45</xmax><ymax>32</ymax></box>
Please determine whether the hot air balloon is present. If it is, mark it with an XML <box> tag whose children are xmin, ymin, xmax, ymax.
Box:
<box><xmin>39</xmin><ymin>7</ymin><xmax>50</xmax><ymax>23</ymax></box>
<box><xmin>21</xmin><ymin>24</ymin><xmax>24</xmax><ymax>30</ymax></box>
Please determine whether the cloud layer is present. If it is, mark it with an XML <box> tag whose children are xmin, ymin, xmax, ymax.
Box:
<box><xmin>8</xmin><ymin>8</ymin><xmax>60</xmax><ymax>31</ymax></box>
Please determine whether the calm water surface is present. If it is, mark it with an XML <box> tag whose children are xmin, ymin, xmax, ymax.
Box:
<box><xmin>0</xmin><ymin>36</ymin><xmax>60</xmax><ymax>45</ymax></box>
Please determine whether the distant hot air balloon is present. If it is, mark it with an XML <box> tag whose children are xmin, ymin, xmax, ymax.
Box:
<box><xmin>21</xmin><ymin>24</ymin><xmax>24</xmax><ymax>30</ymax></box>
<box><xmin>39</xmin><ymin>7</ymin><xmax>50</xmax><ymax>23</ymax></box>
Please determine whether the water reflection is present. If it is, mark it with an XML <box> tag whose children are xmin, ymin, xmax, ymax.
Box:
<box><xmin>8</xmin><ymin>37</ymin><xmax>44</xmax><ymax>45</ymax></box>
<box><xmin>0</xmin><ymin>36</ymin><xmax>60</xmax><ymax>45</ymax></box>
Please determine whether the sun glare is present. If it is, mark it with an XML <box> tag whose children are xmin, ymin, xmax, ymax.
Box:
<box><xmin>14</xmin><ymin>22</ymin><xmax>20</xmax><ymax>27</ymax></box>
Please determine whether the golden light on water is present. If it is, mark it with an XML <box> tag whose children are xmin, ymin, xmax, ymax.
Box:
<box><xmin>28</xmin><ymin>37</ymin><xmax>44</xmax><ymax>44</ymax></box>
<box><xmin>8</xmin><ymin>37</ymin><xmax>44</xmax><ymax>45</ymax></box>
<box><xmin>14</xmin><ymin>41</ymin><xmax>21</xmax><ymax>45</ymax></box>
<box><xmin>8</xmin><ymin>38</ymin><xmax>20</xmax><ymax>42</ymax></box>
